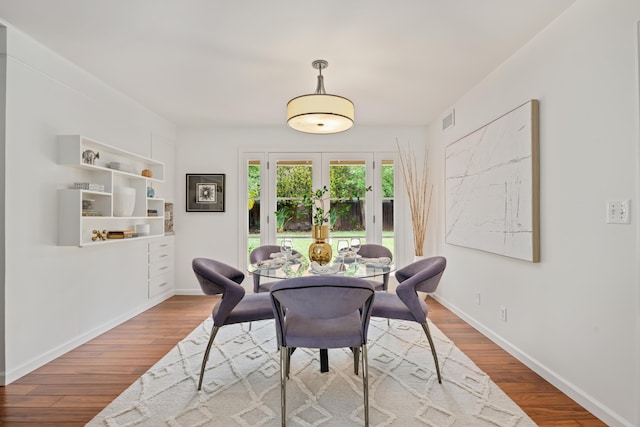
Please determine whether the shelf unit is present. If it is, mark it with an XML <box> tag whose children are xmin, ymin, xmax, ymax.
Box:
<box><xmin>57</xmin><ymin>135</ymin><xmax>166</xmax><ymax>247</ymax></box>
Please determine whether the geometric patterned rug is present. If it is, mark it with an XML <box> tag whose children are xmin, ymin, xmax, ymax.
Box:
<box><xmin>87</xmin><ymin>318</ymin><xmax>537</xmax><ymax>426</ymax></box>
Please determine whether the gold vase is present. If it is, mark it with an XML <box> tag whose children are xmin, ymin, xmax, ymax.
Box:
<box><xmin>309</xmin><ymin>225</ymin><xmax>332</xmax><ymax>265</ymax></box>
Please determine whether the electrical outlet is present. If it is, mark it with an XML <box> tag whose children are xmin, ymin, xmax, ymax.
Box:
<box><xmin>606</xmin><ymin>200</ymin><xmax>631</xmax><ymax>224</ymax></box>
<box><xmin>500</xmin><ymin>305</ymin><xmax>507</xmax><ymax>322</ymax></box>
<box><xmin>475</xmin><ymin>293</ymin><xmax>481</xmax><ymax>305</ymax></box>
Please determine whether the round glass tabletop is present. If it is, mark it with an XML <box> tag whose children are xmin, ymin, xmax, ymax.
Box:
<box><xmin>249</xmin><ymin>256</ymin><xmax>393</xmax><ymax>280</ymax></box>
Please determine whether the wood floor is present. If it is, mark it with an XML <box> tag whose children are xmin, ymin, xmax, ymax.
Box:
<box><xmin>0</xmin><ymin>295</ymin><xmax>605</xmax><ymax>426</ymax></box>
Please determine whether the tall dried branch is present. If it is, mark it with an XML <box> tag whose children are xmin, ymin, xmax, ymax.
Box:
<box><xmin>398</xmin><ymin>141</ymin><xmax>433</xmax><ymax>256</ymax></box>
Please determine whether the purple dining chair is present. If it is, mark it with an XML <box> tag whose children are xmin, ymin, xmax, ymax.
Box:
<box><xmin>192</xmin><ymin>258</ymin><xmax>274</xmax><ymax>390</ymax></box>
<box><xmin>371</xmin><ymin>256</ymin><xmax>447</xmax><ymax>383</ymax></box>
<box><xmin>270</xmin><ymin>276</ymin><xmax>375</xmax><ymax>426</ymax></box>
<box><xmin>249</xmin><ymin>245</ymin><xmax>302</xmax><ymax>293</ymax></box>
<box><xmin>357</xmin><ymin>243</ymin><xmax>393</xmax><ymax>291</ymax></box>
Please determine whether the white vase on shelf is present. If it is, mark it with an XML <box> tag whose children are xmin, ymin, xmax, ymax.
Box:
<box><xmin>113</xmin><ymin>186</ymin><xmax>136</xmax><ymax>217</ymax></box>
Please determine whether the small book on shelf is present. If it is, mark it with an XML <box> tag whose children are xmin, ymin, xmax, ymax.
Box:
<box><xmin>107</xmin><ymin>230</ymin><xmax>136</xmax><ymax>239</ymax></box>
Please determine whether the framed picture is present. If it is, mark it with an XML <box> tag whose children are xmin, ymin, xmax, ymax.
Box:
<box><xmin>186</xmin><ymin>174</ymin><xmax>225</xmax><ymax>212</ymax></box>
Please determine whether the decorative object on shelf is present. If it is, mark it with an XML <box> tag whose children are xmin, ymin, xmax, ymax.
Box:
<box><xmin>445</xmin><ymin>100</ymin><xmax>540</xmax><ymax>262</ymax></box>
<box><xmin>82</xmin><ymin>149</ymin><xmax>100</xmax><ymax>165</ymax></box>
<box><xmin>107</xmin><ymin>230</ymin><xmax>136</xmax><ymax>239</ymax></box>
<box><xmin>287</xmin><ymin>59</ymin><xmax>354</xmax><ymax>134</ymax></box>
<box><xmin>309</xmin><ymin>224</ymin><xmax>332</xmax><ymax>265</ymax></box>
<box><xmin>398</xmin><ymin>141</ymin><xmax>434</xmax><ymax>258</ymax></box>
<box><xmin>164</xmin><ymin>202</ymin><xmax>174</xmax><ymax>233</ymax></box>
<box><xmin>147</xmin><ymin>186</ymin><xmax>155</xmax><ymax>198</ymax></box>
<box><xmin>108</xmin><ymin>162</ymin><xmax>135</xmax><ymax>174</ymax></box>
<box><xmin>141</xmin><ymin>169</ymin><xmax>153</xmax><ymax>178</ymax></box>
<box><xmin>91</xmin><ymin>229</ymin><xmax>107</xmax><ymax>241</ymax></box>
<box><xmin>186</xmin><ymin>174</ymin><xmax>225</xmax><ymax>212</ymax></box>
<box><xmin>113</xmin><ymin>186</ymin><xmax>136</xmax><ymax>217</ymax></box>
<box><xmin>147</xmin><ymin>209</ymin><xmax>159</xmax><ymax>217</ymax></box>
<box><xmin>73</xmin><ymin>182</ymin><xmax>105</xmax><ymax>192</ymax></box>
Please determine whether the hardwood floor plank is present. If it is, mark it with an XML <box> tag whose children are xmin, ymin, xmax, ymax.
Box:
<box><xmin>0</xmin><ymin>295</ymin><xmax>606</xmax><ymax>426</ymax></box>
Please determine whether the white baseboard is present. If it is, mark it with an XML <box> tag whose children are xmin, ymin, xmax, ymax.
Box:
<box><xmin>0</xmin><ymin>293</ymin><xmax>174</xmax><ymax>385</ymax></box>
<box><xmin>431</xmin><ymin>294</ymin><xmax>633</xmax><ymax>427</ymax></box>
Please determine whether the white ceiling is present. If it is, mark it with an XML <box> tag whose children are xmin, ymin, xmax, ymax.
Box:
<box><xmin>0</xmin><ymin>0</ymin><xmax>574</xmax><ymax>128</ymax></box>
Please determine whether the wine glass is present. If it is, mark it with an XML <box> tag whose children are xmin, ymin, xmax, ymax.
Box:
<box><xmin>280</xmin><ymin>239</ymin><xmax>293</xmax><ymax>262</ymax></box>
<box><xmin>350</xmin><ymin>238</ymin><xmax>361</xmax><ymax>263</ymax></box>
<box><xmin>336</xmin><ymin>239</ymin><xmax>349</xmax><ymax>264</ymax></box>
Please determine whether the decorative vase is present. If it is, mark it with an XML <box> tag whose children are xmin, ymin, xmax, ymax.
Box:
<box><xmin>309</xmin><ymin>225</ymin><xmax>332</xmax><ymax>265</ymax></box>
<box><xmin>113</xmin><ymin>186</ymin><xmax>136</xmax><ymax>217</ymax></box>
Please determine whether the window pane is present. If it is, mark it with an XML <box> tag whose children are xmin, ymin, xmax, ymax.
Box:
<box><xmin>381</xmin><ymin>161</ymin><xmax>395</xmax><ymax>257</ymax></box>
<box><xmin>248</xmin><ymin>160</ymin><xmax>261</xmax><ymax>255</ymax></box>
<box><xmin>330</xmin><ymin>160</ymin><xmax>367</xmax><ymax>241</ymax></box>
<box><xmin>275</xmin><ymin>160</ymin><xmax>312</xmax><ymax>255</ymax></box>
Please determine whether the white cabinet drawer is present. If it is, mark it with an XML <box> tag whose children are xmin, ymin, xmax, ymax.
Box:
<box><xmin>149</xmin><ymin>272</ymin><xmax>173</xmax><ymax>298</ymax></box>
<box><xmin>149</xmin><ymin>248</ymin><xmax>172</xmax><ymax>263</ymax></box>
<box><xmin>149</xmin><ymin>257</ymin><xmax>172</xmax><ymax>278</ymax></box>
<box><xmin>149</xmin><ymin>239</ymin><xmax>173</xmax><ymax>252</ymax></box>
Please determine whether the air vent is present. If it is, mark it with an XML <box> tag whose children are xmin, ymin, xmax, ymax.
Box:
<box><xmin>442</xmin><ymin>109</ymin><xmax>455</xmax><ymax>130</ymax></box>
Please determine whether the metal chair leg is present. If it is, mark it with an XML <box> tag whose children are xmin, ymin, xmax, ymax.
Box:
<box><xmin>280</xmin><ymin>346</ymin><xmax>287</xmax><ymax>426</ymax></box>
<box><xmin>421</xmin><ymin>321</ymin><xmax>442</xmax><ymax>384</ymax></box>
<box><xmin>362</xmin><ymin>344</ymin><xmax>369</xmax><ymax>426</ymax></box>
<box><xmin>353</xmin><ymin>347</ymin><xmax>360</xmax><ymax>375</ymax></box>
<box><xmin>198</xmin><ymin>325</ymin><xmax>220</xmax><ymax>390</ymax></box>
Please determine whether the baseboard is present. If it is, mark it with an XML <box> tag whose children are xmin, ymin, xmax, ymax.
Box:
<box><xmin>431</xmin><ymin>294</ymin><xmax>633</xmax><ymax>427</ymax></box>
<box><xmin>1</xmin><ymin>293</ymin><xmax>174</xmax><ymax>385</ymax></box>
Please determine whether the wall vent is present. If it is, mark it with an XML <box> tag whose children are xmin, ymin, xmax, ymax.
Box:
<box><xmin>442</xmin><ymin>109</ymin><xmax>455</xmax><ymax>130</ymax></box>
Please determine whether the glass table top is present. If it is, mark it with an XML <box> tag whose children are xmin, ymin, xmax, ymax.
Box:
<box><xmin>248</xmin><ymin>256</ymin><xmax>393</xmax><ymax>279</ymax></box>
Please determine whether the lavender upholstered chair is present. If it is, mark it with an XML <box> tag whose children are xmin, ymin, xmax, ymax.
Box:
<box><xmin>270</xmin><ymin>276</ymin><xmax>375</xmax><ymax>426</ymax></box>
<box><xmin>192</xmin><ymin>258</ymin><xmax>274</xmax><ymax>390</ymax></box>
<box><xmin>371</xmin><ymin>256</ymin><xmax>446</xmax><ymax>383</ymax></box>
<box><xmin>357</xmin><ymin>243</ymin><xmax>393</xmax><ymax>291</ymax></box>
<box><xmin>249</xmin><ymin>245</ymin><xmax>302</xmax><ymax>293</ymax></box>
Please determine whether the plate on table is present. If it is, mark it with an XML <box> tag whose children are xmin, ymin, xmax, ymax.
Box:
<box><xmin>364</xmin><ymin>262</ymin><xmax>390</xmax><ymax>268</ymax></box>
<box><xmin>335</xmin><ymin>255</ymin><xmax>361</xmax><ymax>264</ymax></box>
<box><xmin>253</xmin><ymin>260</ymin><xmax>285</xmax><ymax>270</ymax></box>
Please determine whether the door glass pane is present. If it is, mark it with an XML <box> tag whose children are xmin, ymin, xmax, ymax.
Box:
<box><xmin>381</xmin><ymin>160</ymin><xmax>395</xmax><ymax>257</ymax></box>
<box><xmin>275</xmin><ymin>160</ymin><xmax>312</xmax><ymax>255</ymax></box>
<box><xmin>329</xmin><ymin>160</ymin><xmax>367</xmax><ymax>245</ymax></box>
<box><xmin>247</xmin><ymin>160</ymin><xmax>261</xmax><ymax>255</ymax></box>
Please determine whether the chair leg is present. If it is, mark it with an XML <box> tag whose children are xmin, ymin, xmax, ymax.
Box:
<box><xmin>198</xmin><ymin>325</ymin><xmax>220</xmax><ymax>390</ymax></box>
<box><xmin>362</xmin><ymin>344</ymin><xmax>370</xmax><ymax>426</ymax></box>
<box><xmin>280</xmin><ymin>346</ymin><xmax>288</xmax><ymax>426</ymax></box>
<box><xmin>421</xmin><ymin>321</ymin><xmax>442</xmax><ymax>384</ymax></box>
<box><xmin>352</xmin><ymin>347</ymin><xmax>360</xmax><ymax>375</ymax></box>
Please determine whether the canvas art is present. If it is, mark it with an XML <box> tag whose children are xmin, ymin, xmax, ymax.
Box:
<box><xmin>445</xmin><ymin>100</ymin><xmax>539</xmax><ymax>262</ymax></box>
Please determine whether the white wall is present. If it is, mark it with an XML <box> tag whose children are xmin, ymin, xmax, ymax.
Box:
<box><xmin>428</xmin><ymin>1</ymin><xmax>639</xmax><ymax>426</ymax></box>
<box><xmin>1</xmin><ymin>24</ymin><xmax>176</xmax><ymax>383</ymax></box>
<box><xmin>173</xmin><ymin>126</ymin><xmax>429</xmax><ymax>294</ymax></box>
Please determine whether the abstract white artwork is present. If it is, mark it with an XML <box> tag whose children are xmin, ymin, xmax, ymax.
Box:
<box><xmin>445</xmin><ymin>100</ymin><xmax>540</xmax><ymax>262</ymax></box>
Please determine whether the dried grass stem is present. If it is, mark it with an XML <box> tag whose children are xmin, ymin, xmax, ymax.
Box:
<box><xmin>398</xmin><ymin>142</ymin><xmax>433</xmax><ymax>256</ymax></box>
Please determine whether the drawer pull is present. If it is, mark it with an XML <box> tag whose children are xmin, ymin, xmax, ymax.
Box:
<box><xmin>159</xmin><ymin>282</ymin><xmax>168</xmax><ymax>287</ymax></box>
<box><xmin>159</xmin><ymin>254</ymin><xmax>169</xmax><ymax>258</ymax></box>
<box><xmin>159</xmin><ymin>266</ymin><xmax>169</xmax><ymax>270</ymax></box>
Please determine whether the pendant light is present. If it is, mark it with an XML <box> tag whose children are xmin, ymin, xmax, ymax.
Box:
<box><xmin>287</xmin><ymin>60</ymin><xmax>354</xmax><ymax>134</ymax></box>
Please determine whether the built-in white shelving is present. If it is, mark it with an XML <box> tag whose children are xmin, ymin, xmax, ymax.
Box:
<box><xmin>57</xmin><ymin>135</ymin><xmax>166</xmax><ymax>247</ymax></box>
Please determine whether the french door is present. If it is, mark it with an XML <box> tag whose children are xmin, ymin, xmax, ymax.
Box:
<box><xmin>242</xmin><ymin>151</ymin><xmax>396</xmax><ymax>267</ymax></box>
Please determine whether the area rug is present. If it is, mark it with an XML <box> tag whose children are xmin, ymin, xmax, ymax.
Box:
<box><xmin>87</xmin><ymin>318</ymin><xmax>537</xmax><ymax>426</ymax></box>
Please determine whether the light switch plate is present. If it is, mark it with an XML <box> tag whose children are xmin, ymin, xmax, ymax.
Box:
<box><xmin>606</xmin><ymin>200</ymin><xmax>631</xmax><ymax>224</ymax></box>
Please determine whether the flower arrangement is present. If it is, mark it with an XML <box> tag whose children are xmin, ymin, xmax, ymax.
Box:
<box><xmin>301</xmin><ymin>184</ymin><xmax>371</xmax><ymax>228</ymax></box>
<box><xmin>398</xmin><ymin>141</ymin><xmax>433</xmax><ymax>257</ymax></box>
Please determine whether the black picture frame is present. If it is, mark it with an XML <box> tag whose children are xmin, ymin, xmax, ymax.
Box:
<box><xmin>186</xmin><ymin>174</ymin><xmax>225</xmax><ymax>212</ymax></box>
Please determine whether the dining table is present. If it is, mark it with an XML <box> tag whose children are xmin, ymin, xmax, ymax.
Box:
<box><xmin>249</xmin><ymin>253</ymin><xmax>394</xmax><ymax>373</ymax></box>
